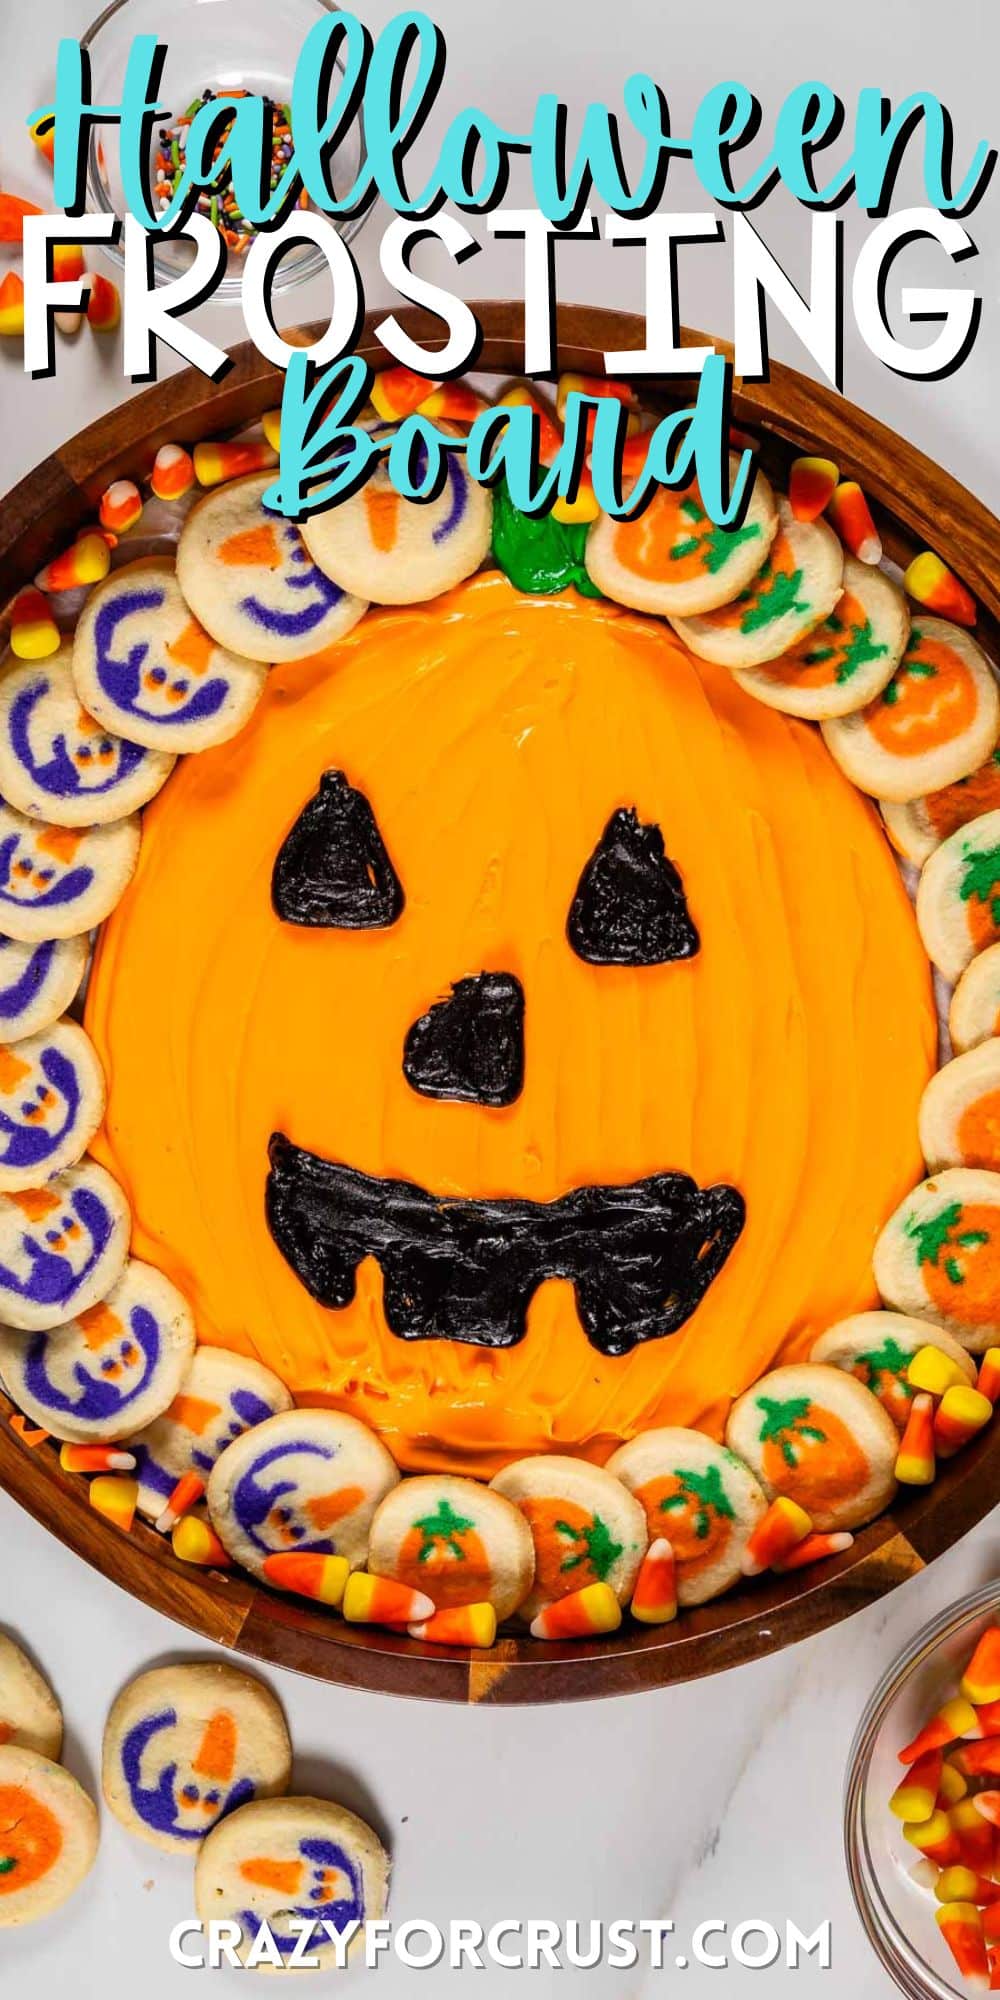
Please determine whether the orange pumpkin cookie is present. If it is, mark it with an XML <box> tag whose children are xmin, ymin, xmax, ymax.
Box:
<box><xmin>194</xmin><ymin>1795</ymin><xmax>387</xmax><ymax>1971</ymax></box>
<box><xmin>669</xmin><ymin>499</ymin><xmax>843</xmax><ymax>669</ymax></box>
<box><xmin>809</xmin><ymin>1311</ymin><xmax>975</xmax><ymax>1430</ymax></box>
<box><xmin>0</xmin><ymin>1636</ymin><xmax>62</xmax><ymax>1760</ymax></box>
<box><xmin>367</xmin><ymin>1475</ymin><xmax>534</xmax><ymax>1622</ymax></box>
<box><xmin>874</xmin><ymin>1167</ymin><xmax>1000</xmax><ymax>1352</ymax></box>
<box><xmin>0</xmin><ymin>1745</ymin><xmax>98</xmax><ymax>1927</ymax></box>
<box><xmin>490</xmin><ymin>1454</ymin><xmax>647</xmax><ymax>1621</ymax></box>
<box><xmin>919</xmin><ymin>1041</ymin><xmax>1000</xmax><ymax>1172</ymax></box>
<box><xmin>176</xmin><ymin>474</ymin><xmax>368</xmax><ymax>664</ymax></box>
<box><xmin>882</xmin><ymin>748</ymin><xmax>1000</xmax><ymax>866</ymax></box>
<box><xmin>951</xmin><ymin>943</ymin><xmax>1000</xmax><ymax>1053</ymax></box>
<box><xmin>917</xmin><ymin>808</ymin><xmax>1000</xmax><ymax>984</ymax></box>
<box><xmin>733</xmin><ymin>559</ymin><xmax>908</xmax><ymax>719</ymax></box>
<box><xmin>725</xmin><ymin>1363</ymin><xmax>898</xmax><ymax>1530</ymax></box>
<box><xmin>604</xmin><ymin>1428</ymin><xmax>766</xmax><ymax>1605</ymax></box>
<box><xmin>206</xmin><ymin>1408</ymin><xmax>399</xmax><ymax>1581</ymax></box>
<box><xmin>822</xmin><ymin>620</ymin><xmax>1000</xmax><ymax>804</ymax></box>
<box><xmin>102</xmin><ymin>1663</ymin><xmax>291</xmax><ymax>1854</ymax></box>
<box><xmin>301</xmin><ymin>429</ymin><xmax>491</xmax><ymax>605</ymax></box>
<box><xmin>585</xmin><ymin>455</ymin><xmax>777</xmax><ymax>616</ymax></box>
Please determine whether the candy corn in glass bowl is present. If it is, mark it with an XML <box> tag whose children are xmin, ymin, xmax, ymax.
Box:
<box><xmin>845</xmin><ymin>1585</ymin><xmax>1000</xmax><ymax>1997</ymax></box>
<box><xmin>81</xmin><ymin>0</ymin><xmax>368</xmax><ymax>296</ymax></box>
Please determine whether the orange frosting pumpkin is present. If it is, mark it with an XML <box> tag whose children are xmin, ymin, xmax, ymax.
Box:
<box><xmin>86</xmin><ymin>573</ymin><xmax>935</xmax><ymax>1475</ymax></box>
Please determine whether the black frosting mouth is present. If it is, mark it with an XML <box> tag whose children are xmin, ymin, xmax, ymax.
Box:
<box><xmin>266</xmin><ymin>1134</ymin><xmax>745</xmax><ymax>1358</ymax></box>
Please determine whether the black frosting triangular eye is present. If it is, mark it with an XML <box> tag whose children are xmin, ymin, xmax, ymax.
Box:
<box><xmin>272</xmin><ymin>771</ymin><xmax>404</xmax><ymax>928</ymax></box>
<box><xmin>568</xmin><ymin>808</ymin><xmax>699</xmax><ymax>966</ymax></box>
<box><xmin>403</xmin><ymin>973</ymin><xmax>525</xmax><ymax>1106</ymax></box>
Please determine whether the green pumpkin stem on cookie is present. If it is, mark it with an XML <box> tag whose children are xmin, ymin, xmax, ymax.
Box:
<box><xmin>412</xmin><ymin>1497</ymin><xmax>476</xmax><ymax>1563</ymax></box>
<box><xmin>804</xmin><ymin>613</ymin><xmax>887</xmax><ymax>686</ymax></box>
<box><xmin>739</xmin><ymin>562</ymin><xmax>810</xmax><ymax>634</ymax></box>
<box><xmin>671</xmin><ymin>497</ymin><xmax>761</xmax><ymax>576</ymax></box>
<box><xmin>960</xmin><ymin>844</ymin><xmax>1000</xmax><ymax>929</ymax></box>
<box><xmin>755</xmin><ymin>1396</ymin><xmax>827</xmax><ymax>1467</ymax></box>
<box><xmin>907</xmin><ymin>1201</ymin><xmax>989</xmax><ymax>1287</ymax></box>
<box><xmin>554</xmin><ymin>1511</ymin><xmax>623</xmax><ymax>1578</ymax></box>
<box><xmin>855</xmin><ymin>1335</ymin><xmax>913</xmax><ymax>1396</ymax></box>
<box><xmin>658</xmin><ymin>1464</ymin><xmax>735</xmax><ymax>1539</ymax></box>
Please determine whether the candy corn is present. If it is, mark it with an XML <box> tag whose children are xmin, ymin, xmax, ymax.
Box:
<box><xmin>895</xmin><ymin>1392</ymin><xmax>936</xmax><ymax>1485</ymax></box>
<box><xmin>904</xmin><ymin>550</ymin><xmax>977</xmax><ymax>628</ymax></box>
<box><xmin>171</xmin><ymin>1517</ymin><xmax>232</xmax><ymax>1568</ymax></box>
<box><xmin>890</xmin><ymin>1750</ymin><xmax>943</xmax><ymax>1823</ymax></box>
<box><xmin>418</xmin><ymin>383</ymin><xmax>488</xmax><ymax>424</ymax></box>
<box><xmin>827</xmin><ymin>480</ymin><xmax>882</xmax><ymax>565</ymax></box>
<box><xmin>154</xmin><ymin>1470</ymin><xmax>205</xmax><ymax>1534</ymax></box>
<box><xmin>342</xmin><ymin>1572</ymin><xmax>435</xmax><ymax>1626</ymax></box>
<box><xmin>60</xmin><ymin>1443</ymin><xmax>136</xmax><ymax>1473</ymax></box>
<box><xmin>371</xmin><ymin>365</ymin><xmax>442</xmax><ymax>421</ymax></box>
<box><xmin>0</xmin><ymin>272</ymin><xmax>24</xmax><ymax>338</ymax></box>
<box><xmin>989</xmin><ymin>1910</ymin><xmax>1000</xmax><ymax>1949</ymax></box>
<box><xmin>937</xmin><ymin>1868</ymin><xmax>1000</xmax><ymax>1908</ymax></box>
<box><xmin>529</xmin><ymin>1582</ymin><xmax>622</xmax><ymax>1640</ymax></box>
<box><xmin>954</xmin><ymin>1740</ymin><xmax>1000</xmax><ymax>1780</ymax></box>
<box><xmin>99</xmin><ymin>479</ymin><xmax>142</xmax><ymax>536</ymax></box>
<box><xmin>9</xmin><ymin>586</ymin><xmax>59</xmax><ymax>660</ymax></box>
<box><xmin>936</xmin><ymin>1902</ymin><xmax>990</xmax><ymax>1989</ymax></box>
<box><xmin>900</xmin><ymin>1696</ymin><xmax>978</xmax><ymax>1763</ymax></box>
<box><xmin>629</xmin><ymin>1538</ymin><xmax>678</xmax><ymax>1623</ymax></box>
<box><xmin>407</xmin><ymin>1604</ymin><xmax>498</xmax><ymax>1646</ymax></box>
<box><xmin>261</xmin><ymin>409</ymin><xmax>281</xmax><ymax>453</ymax></box>
<box><xmin>262</xmin><ymin>1552</ymin><xmax>350</xmax><ymax>1607</ymax></box>
<box><xmin>908</xmin><ymin>1345</ymin><xmax>969</xmax><ymax>1398</ymax></box>
<box><xmin>990</xmin><ymin>1940</ymin><xmax>1000</xmax><ymax>1986</ymax></box>
<box><xmin>740</xmin><ymin>1497</ymin><xmax>812</xmax><ymax>1576</ymax></box>
<box><xmin>940</xmin><ymin>1762</ymin><xmax>969</xmax><ymax>1805</ymax></box>
<box><xmin>935</xmin><ymin>1386</ymin><xmax>993</xmax><ymax>1458</ymax></box>
<box><xmin>89</xmin><ymin>1475</ymin><xmax>138</xmax><ymax>1532</ymax></box>
<box><xmin>772</xmin><ymin>1530</ymin><xmax>854</xmax><ymax>1572</ymax></box>
<box><xmin>980</xmin><ymin>1706</ymin><xmax>1000</xmax><ymax>1739</ymax></box>
<box><xmin>498</xmin><ymin>385</ymin><xmax>563</xmax><ymax>464</ymax></box>
<box><xmin>905</xmin><ymin>1810</ymin><xmax>963</xmax><ymax>1866</ymax></box>
<box><xmin>83</xmin><ymin>271</ymin><xmax>120</xmax><ymax>332</ymax></box>
<box><xmin>788</xmin><ymin>455</ymin><xmax>839</xmax><ymax>523</ymax></box>
<box><xmin>30</xmin><ymin>112</ymin><xmax>56</xmax><ymax>167</ymax></box>
<box><xmin>0</xmin><ymin>191</ymin><xmax>43</xmax><ymax>242</ymax></box>
<box><xmin>910</xmin><ymin>1858</ymin><xmax>941</xmax><ymax>1893</ymax></box>
<box><xmin>9</xmin><ymin>1414</ymin><xmax>49</xmax><ymax>1447</ymax></box>
<box><xmin>51</xmin><ymin>243</ymin><xmax>84</xmax><ymax>284</ymax></box>
<box><xmin>150</xmin><ymin>442</ymin><xmax>195</xmax><ymax>501</ymax></box>
<box><xmin>951</xmin><ymin>1799</ymin><xmax>997</xmax><ymax>1872</ymax></box>
<box><xmin>975</xmin><ymin>1796</ymin><xmax>1000</xmax><ymax>1829</ymax></box>
<box><xmin>979</xmin><ymin>1351</ymin><xmax>1000</xmax><ymax>1405</ymax></box>
<box><xmin>35</xmin><ymin>530</ymin><xmax>110</xmax><ymax>594</ymax></box>
<box><xmin>556</xmin><ymin>372</ymin><xmax>636</xmax><ymax>424</ymax></box>
<box><xmin>963</xmin><ymin>1631</ymin><xmax>1000</xmax><ymax>1707</ymax></box>
<box><xmin>194</xmin><ymin>438</ymin><xmax>277</xmax><ymax>487</ymax></box>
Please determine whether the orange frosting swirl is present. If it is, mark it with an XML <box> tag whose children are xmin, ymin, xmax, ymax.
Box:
<box><xmin>86</xmin><ymin>573</ymin><xmax>935</xmax><ymax>1475</ymax></box>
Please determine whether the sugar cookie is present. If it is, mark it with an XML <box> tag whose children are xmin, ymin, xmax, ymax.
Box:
<box><xmin>874</xmin><ymin>1168</ymin><xmax>1000</xmax><ymax>1351</ymax></box>
<box><xmin>882</xmin><ymin>747</ymin><xmax>1000</xmax><ymax>866</ymax></box>
<box><xmin>0</xmin><ymin>649</ymin><xmax>175</xmax><ymax>825</ymax></box>
<box><xmin>920</xmin><ymin>1041</ymin><xmax>1000</xmax><ymax>1172</ymax></box>
<box><xmin>301</xmin><ymin>438</ymin><xmax>491</xmax><ymax>605</ymax></box>
<box><xmin>605</xmin><ymin>1428</ymin><xmax>767</xmax><ymax>1605</ymax></box>
<box><xmin>585</xmin><ymin>456</ymin><xmax>778</xmax><ymax>617</ymax></box>
<box><xmin>725</xmin><ymin>1363</ymin><xmax>898</xmax><ymax>1531</ymax></box>
<box><xmin>0</xmin><ymin>1259</ymin><xmax>195</xmax><ymax>1443</ymax></box>
<box><xmin>0</xmin><ymin>935</ymin><xmax>87</xmax><ymax>1044</ymax></box>
<box><xmin>0</xmin><ymin>1746</ymin><xmax>98</xmax><ymax>1927</ymax></box>
<box><xmin>669</xmin><ymin>499</ymin><xmax>843</xmax><ymax>669</ymax></box>
<box><xmin>951</xmin><ymin>943</ymin><xmax>1000</xmax><ymax>1053</ymax></box>
<box><xmin>0</xmin><ymin>1635</ymin><xmax>62</xmax><ymax>1759</ymax></box>
<box><xmin>810</xmin><ymin>1311</ymin><xmax>975</xmax><ymax>1429</ymax></box>
<box><xmin>72</xmin><ymin>559</ymin><xmax>267</xmax><ymax>752</ymax></box>
<box><xmin>490</xmin><ymin>1454</ymin><xmax>647</xmax><ymax>1622</ymax></box>
<box><xmin>0</xmin><ymin>1021</ymin><xmax>104</xmax><ymax>1192</ymax></box>
<box><xmin>103</xmin><ymin>1663</ymin><xmax>291</xmax><ymax>1854</ymax></box>
<box><xmin>130</xmin><ymin>1345</ymin><xmax>293</xmax><ymax>1520</ymax></box>
<box><xmin>0</xmin><ymin>802</ymin><xmax>139</xmax><ymax>941</ymax></box>
<box><xmin>177</xmin><ymin>475</ymin><xmax>368</xmax><ymax>663</ymax></box>
<box><xmin>367</xmin><ymin>1474</ymin><xmax>534</xmax><ymax>1622</ymax></box>
<box><xmin>0</xmin><ymin>1162</ymin><xmax>129</xmax><ymax>1332</ymax></box>
<box><xmin>917</xmin><ymin>808</ymin><xmax>1000</xmax><ymax>983</ymax></box>
<box><xmin>733</xmin><ymin>559</ymin><xmax>908</xmax><ymax>719</ymax></box>
<box><xmin>194</xmin><ymin>1796</ymin><xmax>388</xmax><ymax>1970</ymax></box>
<box><xmin>207</xmin><ymin>1408</ymin><xmax>399</xmax><ymax>1580</ymax></box>
<box><xmin>822</xmin><ymin>620</ymin><xmax>1000</xmax><ymax>804</ymax></box>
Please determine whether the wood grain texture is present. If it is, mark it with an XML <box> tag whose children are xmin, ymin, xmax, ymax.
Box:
<box><xmin>1</xmin><ymin>300</ymin><xmax>999</xmax><ymax>1701</ymax></box>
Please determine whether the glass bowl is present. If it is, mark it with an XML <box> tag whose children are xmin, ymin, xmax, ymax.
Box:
<box><xmin>81</xmin><ymin>0</ymin><xmax>368</xmax><ymax>296</ymax></box>
<box><xmin>845</xmin><ymin>1582</ymin><xmax>1000</xmax><ymax>1998</ymax></box>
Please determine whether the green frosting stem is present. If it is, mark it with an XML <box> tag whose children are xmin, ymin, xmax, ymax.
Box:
<box><xmin>491</xmin><ymin>480</ymin><xmax>603</xmax><ymax>598</ymax></box>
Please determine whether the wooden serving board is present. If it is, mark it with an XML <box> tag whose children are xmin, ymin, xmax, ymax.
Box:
<box><xmin>0</xmin><ymin>301</ymin><xmax>998</xmax><ymax>1704</ymax></box>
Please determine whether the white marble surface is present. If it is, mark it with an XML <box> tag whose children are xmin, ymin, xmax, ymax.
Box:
<box><xmin>2</xmin><ymin>0</ymin><xmax>1000</xmax><ymax>1992</ymax></box>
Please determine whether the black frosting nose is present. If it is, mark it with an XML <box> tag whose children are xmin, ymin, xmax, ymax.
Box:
<box><xmin>403</xmin><ymin>972</ymin><xmax>525</xmax><ymax>1106</ymax></box>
